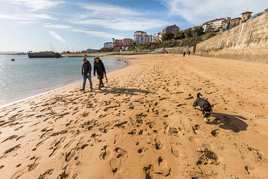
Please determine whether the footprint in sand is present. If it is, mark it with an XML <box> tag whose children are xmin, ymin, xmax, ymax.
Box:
<box><xmin>158</xmin><ymin>157</ymin><xmax>171</xmax><ymax>177</ymax></box>
<box><xmin>170</xmin><ymin>143</ymin><xmax>180</xmax><ymax>157</ymax></box>
<box><xmin>192</xmin><ymin>125</ymin><xmax>200</xmax><ymax>135</ymax></box>
<box><xmin>1</xmin><ymin>135</ymin><xmax>18</xmax><ymax>143</ymax></box>
<box><xmin>65</xmin><ymin>149</ymin><xmax>76</xmax><ymax>162</ymax></box>
<box><xmin>155</xmin><ymin>138</ymin><xmax>163</xmax><ymax>150</ymax></box>
<box><xmin>4</xmin><ymin>144</ymin><xmax>21</xmax><ymax>154</ymax></box>
<box><xmin>114</xmin><ymin>148</ymin><xmax>128</xmax><ymax>158</ymax></box>
<box><xmin>101</xmin><ymin>146</ymin><xmax>112</xmax><ymax>160</ymax></box>
<box><xmin>114</xmin><ymin>134</ymin><xmax>120</xmax><ymax>144</ymax></box>
<box><xmin>143</xmin><ymin>165</ymin><xmax>154</xmax><ymax>179</ymax></box>
<box><xmin>28</xmin><ymin>157</ymin><xmax>40</xmax><ymax>172</ymax></box>
<box><xmin>245</xmin><ymin>165</ymin><xmax>256</xmax><ymax>175</ymax></box>
<box><xmin>109</xmin><ymin>158</ymin><xmax>121</xmax><ymax>173</ymax></box>
<box><xmin>11</xmin><ymin>169</ymin><xmax>25</xmax><ymax>179</ymax></box>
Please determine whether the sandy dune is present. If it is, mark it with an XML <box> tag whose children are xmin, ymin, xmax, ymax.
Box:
<box><xmin>0</xmin><ymin>54</ymin><xmax>268</xmax><ymax>179</ymax></box>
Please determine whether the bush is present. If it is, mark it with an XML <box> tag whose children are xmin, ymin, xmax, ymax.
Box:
<box><xmin>162</xmin><ymin>32</ymin><xmax>174</xmax><ymax>41</ymax></box>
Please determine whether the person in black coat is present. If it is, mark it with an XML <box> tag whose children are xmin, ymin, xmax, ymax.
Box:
<box><xmin>81</xmin><ymin>57</ymin><xmax>92</xmax><ymax>91</ymax></box>
<box><xmin>94</xmin><ymin>57</ymin><xmax>106</xmax><ymax>90</ymax></box>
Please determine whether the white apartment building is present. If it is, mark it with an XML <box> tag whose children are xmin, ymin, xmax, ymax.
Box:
<box><xmin>152</xmin><ymin>32</ymin><xmax>162</xmax><ymax>42</ymax></box>
<box><xmin>134</xmin><ymin>31</ymin><xmax>152</xmax><ymax>44</ymax></box>
<box><xmin>104</xmin><ymin>42</ymin><xmax>114</xmax><ymax>48</ymax></box>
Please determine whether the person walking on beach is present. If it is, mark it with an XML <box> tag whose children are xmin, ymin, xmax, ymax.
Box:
<box><xmin>188</xmin><ymin>51</ymin><xmax>191</xmax><ymax>56</ymax></box>
<box><xmin>183</xmin><ymin>51</ymin><xmax>186</xmax><ymax>57</ymax></box>
<box><xmin>81</xmin><ymin>57</ymin><xmax>92</xmax><ymax>91</ymax></box>
<box><xmin>94</xmin><ymin>57</ymin><xmax>106</xmax><ymax>90</ymax></box>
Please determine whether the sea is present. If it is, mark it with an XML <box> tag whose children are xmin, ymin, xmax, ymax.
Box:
<box><xmin>0</xmin><ymin>55</ymin><xmax>127</xmax><ymax>107</ymax></box>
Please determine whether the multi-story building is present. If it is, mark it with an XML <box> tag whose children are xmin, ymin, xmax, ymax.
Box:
<box><xmin>265</xmin><ymin>8</ymin><xmax>268</xmax><ymax>13</ymax></box>
<box><xmin>144</xmin><ymin>35</ymin><xmax>152</xmax><ymax>43</ymax></box>
<box><xmin>123</xmin><ymin>38</ymin><xmax>132</xmax><ymax>47</ymax></box>
<box><xmin>152</xmin><ymin>32</ymin><xmax>162</xmax><ymax>42</ymax></box>
<box><xmin>104</xmin><ymin>42</ymin><xmax>114</xmax><ymax>48</ymax></box>
<box><xmin>229</xmin><ymin>17</ymin><xmax>241</xmax><ymax>28</ymax></box>
<box><xmin>240</xmin><ymin>11</ymin><xmax>252</xmax><ymax>23</ymax></box>
<box><xmin>134</xmin><ymin>31</ymin><xmax>147</xmax><ymax>44</ymax></box>
<box><xmin>134</xmin><ymin>31</ymin><xmax>152</xmax><ymax>44</ymax></box>
<box><xmin>202</xmin><ymin>17</ymin><xmax>230</xmax><ymax>32</ymax></box>
<box><xmin>114</xmin><ymin>39</ymin><xmax>123</xmax><ymax>48</ymax></box>
<box><xmin>162</xmin><ymin>24</ymin><xmax>180</xmax><ymax>34</ymax></box>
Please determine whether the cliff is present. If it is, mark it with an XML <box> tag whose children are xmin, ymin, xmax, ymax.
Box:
<box><xmin>195</xmin><ymin>12</ymin><xmax>268</xmax><ymax>63</ymax></box>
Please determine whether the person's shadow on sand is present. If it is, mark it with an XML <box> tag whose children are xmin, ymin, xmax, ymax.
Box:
<box><xmin>97</xmin><ymin>87</ymin><xmax>151</xmax><ymax>95</ymax></box>
<box><xmin>208</xmin><ymin>113</ymin><xmax>248</xmax><ymax>133</ymax></box>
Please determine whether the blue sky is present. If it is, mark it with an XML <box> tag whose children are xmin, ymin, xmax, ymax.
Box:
<box><xmin>0</xmin><ymin>0</ymin><xmax>267</xmax><ymax>52</ymax></box>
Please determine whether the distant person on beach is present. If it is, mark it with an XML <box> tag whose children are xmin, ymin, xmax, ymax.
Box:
<box><xmin>188</xmin><ymin>51</ymin><xmax>191</xmax><ymax>56</ymax></box>
<box><xmin>94</xmin><ymin>57</ymin><xmax>106</xmax><ymax>90</ymax></box>
<box><xmin>81</xmin><ymin>57</ymin><xmax>92</xmax><ymax>91</ymax></box>
<box><xmin>183</xmin><ymin>51</ymin><xmax>186</xmax><ymax>57</ymax></box>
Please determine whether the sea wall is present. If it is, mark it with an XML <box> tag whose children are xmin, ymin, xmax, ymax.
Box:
<box><xmin>163</xmin><ymin>47</ymin><xmax>194</xmax><ymax>54</ymax></box>
<box><xmin>195</xmin><ymin>12</ymin><xmax>268</xmax><ymax>63</ymax></box>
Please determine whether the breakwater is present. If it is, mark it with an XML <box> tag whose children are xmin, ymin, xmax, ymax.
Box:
<box><xmin>28</xmin><ymin>52</ymin><xmax>62</xmax><ymax>58</ymax></box>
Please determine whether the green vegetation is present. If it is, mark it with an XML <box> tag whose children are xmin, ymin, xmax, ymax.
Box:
<box><xmin>100</xmin><ymin>27</ymin><xmax>214</xmax><ymax>53</ymax></box>
<box><xmin>162</xmin><ymin>32</ymin><xmax>174</xmax><ymax>41</ymax></box>
<box><xmin>126</xmin><ymin>36</ymin><xmax>202</xmax><ymax>51</ymax></box>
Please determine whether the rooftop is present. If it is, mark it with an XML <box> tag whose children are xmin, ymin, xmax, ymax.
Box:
<box><xmin>241</xmin><ymin>11</ymin><xmax>253</xmax><ymax>14</ymax></box>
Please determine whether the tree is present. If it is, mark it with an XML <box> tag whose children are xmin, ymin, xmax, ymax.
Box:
<box><xmin>184</xmin><ymin>29</ymin><xmax>192</xmax><ymax>38</ymax></box>
<box><xmin>174</xmin><ymin>31</ymin><xmax>185</xmax><ymax>39</ymax></box>
<box><xmin>192</xmin><ymin>27</ymin><xmax>203</xmax><ymax>37</ymax></box>
<box><xmin>162</xmin><ymin>32</ymin><xmax>174</xmax><ymax>41</ymax></box>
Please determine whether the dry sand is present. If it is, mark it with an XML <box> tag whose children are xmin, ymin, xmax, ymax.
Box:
<box><xmin>0</xmin><ymin>54</ymin><xmax>268</xmax><ymax>179</ymax></box>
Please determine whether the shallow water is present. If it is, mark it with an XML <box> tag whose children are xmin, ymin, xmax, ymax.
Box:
<box><xmin>0</xmin><ymin>55</ymin><xmax>127</xmax><ymax>106</ymax></box>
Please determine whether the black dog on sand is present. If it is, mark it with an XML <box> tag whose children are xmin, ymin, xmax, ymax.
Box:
<box><xmin>193</xmin><ymin>93</ymin><xmax>212</xmax><ymax>122</ymax></box>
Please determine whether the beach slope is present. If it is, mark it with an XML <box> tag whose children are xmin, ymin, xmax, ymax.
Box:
<box><xmin>0</xmin><ymin>54</ymin><xmax>268</xmax><ymax>179</ymax></box>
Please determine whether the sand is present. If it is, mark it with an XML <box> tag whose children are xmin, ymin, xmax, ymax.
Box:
<box><xmin>0</xmin><ymin>54</ymin><xmax>268</xmax><ymax>179</ymax></box>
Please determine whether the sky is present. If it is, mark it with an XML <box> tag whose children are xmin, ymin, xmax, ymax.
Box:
<box><xmin>0</xmin><ymin>0</ymin><xmax>267</xmax><ymax>52</ymax></box>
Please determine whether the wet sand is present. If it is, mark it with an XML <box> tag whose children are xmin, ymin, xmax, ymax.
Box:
<box><xmin>0</xmin><ymin>54</ymin><xmax>268</xmax><ymax>179</ymax></box>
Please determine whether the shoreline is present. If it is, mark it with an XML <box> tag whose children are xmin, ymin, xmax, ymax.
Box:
<box><xmin>0</xmin><ymin>57</ymin><xmax>130</xmax><ymax>109</ymax></box>
<box><xmin>0</xmin><ymin>54</ymin><xmax>268</xmax><ymax>179</ymax></box>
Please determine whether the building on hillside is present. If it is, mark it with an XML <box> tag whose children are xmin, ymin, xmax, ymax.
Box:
<box><xmin>240</xmin><ymin>11</ymin><xmax>252</xmax><ymax>23</ymax></box>
<box><xmin>152</xmin><ymin>32</ymin><xmax>162</xmax><ymax>42</ymax></box>
<box><xmin>123</xmin><ymin>38</ymin><xmax>132</xmax><ymax>47</ymax></box>
<box><xmin>162</xmin><ymin>24</ymin><xmax>180</xmax><ymax>34</ymax></box>
<box><xmin>104</xmin><ymin>42</ymin><xmax>114</xmax><ymax>48</ymax></box>
<box><xmin>210</xmin><ymin>18</ymin><xmax>228</xmax><ymax>31</ymax></box>
<box><xmin>229</xmin><ymin>17</ymin><xmax>241</xmax><ymax>28</ymax></box>
<box><xmin>144</xmin><ymin>35</ymin><xmax>152</xmax><ymax>43</ymax></box>
<box><xmin>114</xmin><ymin>39</ymin><xmax>123</xmax><ymax>48</ymax></box>
<box><xmin>202</xmin><ymin>18</ymin><xmax>229</xmax><ymax>32</ymax></box>
<box><xmin>134</xmin><ymin>31</ymin><xmax>152</xmax><ymax>44</ymax></box>
<box><xmin>265</xmin><ymin>8</ymin><xmax>268</xmax><ymax>12</ymax></box>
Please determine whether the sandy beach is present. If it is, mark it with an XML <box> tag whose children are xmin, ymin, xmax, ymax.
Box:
<box><xmin>0</xmin><ymin>54</ymin><xmax>268</xmax><ymax>179</ymax></box>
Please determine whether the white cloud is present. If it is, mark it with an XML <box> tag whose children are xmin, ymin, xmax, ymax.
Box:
<box><xmin>161</xmin><ymin>0</ymin><xmax>268</xmax><ymax>25</ymax></box>
<box><xmin>77</xmin><ymin>3</ymin><xmax>142</xmax><ymax>18</ymax></box>
<box><xmin>72</xmin><ymin>18</ymin><xmax>165</xmax><ymax>31</ymax></box>
<box><xmin>70</xmin><ymin>3</ymin><xmax>166</xmax><ymax>31</ymax></box>
<box><xmin>70</xmin><ymin>29</ymin><xmax>125</xmax><ymax>39</ymax></box>
<box><xmin>6</xmin><ymin>0</ymin><xmax>66</xmax><ymax>11</ymax></box>
<box><xmin>0</xmin><ymin>13</ymin><xmax>56</xmax><ymax>20</ymax></box>
<box><xmin>43</xmin><ymin>23</ymin><xmax>71</xmax><ymax>29</ymax></box>
<box><xmin>49</xmin><ymin>31</ymin><xmax>66</xmax><ymax>43</ymax></box>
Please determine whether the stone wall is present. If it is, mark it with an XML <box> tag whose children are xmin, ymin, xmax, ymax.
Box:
<box><xmin>164</xmin><ymin>47</ymin><xmax>194</xmax><ymax>54</ymax></box>
<box><xmin>195</xmin><ymin>12</ymin><xmax>268</xmax><ymax>63</ymax></box>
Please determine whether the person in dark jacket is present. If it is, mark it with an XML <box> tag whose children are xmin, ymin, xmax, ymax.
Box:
<box><xmin>93</xmin><ymin>57</ymin><xmax>106</xmax><ymax>90</ymax></box>
<box><xmin>188</xmin><ymin>51</ymin><xmax>191</xmax><ymax>56</ymax></box>
<box><xmin>183</xmin><ymin>51</ymin><xmax>186</xmax><ymax>57</ymax></box>
<box><xmin>81</xmin><ymin>57</ymin><xmax>92</xmax><ymax>91</ymax></box>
